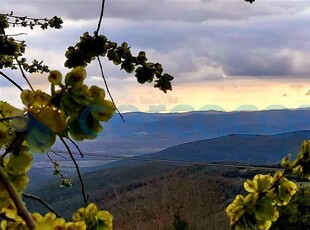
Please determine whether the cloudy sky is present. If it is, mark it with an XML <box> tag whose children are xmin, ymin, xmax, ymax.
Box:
<box><xmin>1</xmin><ymin>0</ymin><xmax>310</xmax><ymax>112</ymax></box>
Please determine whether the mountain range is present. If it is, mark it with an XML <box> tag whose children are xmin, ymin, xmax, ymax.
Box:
<box><xmin>48</xmin><ymin>109</ymin><xmax>310</xmax><ymax>156</ymax></box>
<box><xmin>26</xmin><ymin>109</ymin><xmax>310</xmax><ymax>229</ymax></box>
<box><xmin>32</xmin><ymin>109</ymin><xmax>310</xmax><ymax>169</ymax></box>
<box><xmin>137</xmin><ymin>130</ymin><xmax>310</xmax><ymax>165</ymax></box>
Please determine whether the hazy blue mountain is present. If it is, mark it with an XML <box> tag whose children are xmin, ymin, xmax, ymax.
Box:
<box><xmin>33</xmin><ymin>109</ymin><xmax>310</xmax><ymax>163</ymax></box>
<box><xmin>137</xmin><ymin>130</ymin><xmax>310</xmax><ymax>165</ymax></box>
<box><xmin>28</xmin><ymin>129</ymin><xmax>310</xmax><ymax>191</ymax></box>
<box><xmin>101</xmin><ymin>109</ymin><xmax>310</xmax><ymax>140</ymax></box>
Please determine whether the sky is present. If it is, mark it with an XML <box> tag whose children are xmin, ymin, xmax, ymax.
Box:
<box><xmin>1</xmin><ymin>0</ymin><xmax>310</xmax><ymax>113</ymax></box>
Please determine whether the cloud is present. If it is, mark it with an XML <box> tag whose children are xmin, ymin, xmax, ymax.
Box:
<box><xmin>2</xmin><ymin>0</ymin><xmax>310</xmax><ymax>112</ymax></box>
<box><xmin>1</xmin><ymin>0</ymin><xmax>102</xmax><ymax>20</ymax></box>
<box><xmin>4</xmin><ymin>0</ymin><xmax>309</xmax><ymax>24</ymax></box>
<box><xmin>220</xmin><ymin>48</ymin><xmax>294</xmax><ymax>77</ymax></box>
<box><xmin>28</xmin><ymin>72</ymin><xmax>50</xmax><ymax>90</ymax></box>
<box><xmin>3</xmin><ymin>0</ymin><xmax>310</xmax><ymax>81</ymax></box>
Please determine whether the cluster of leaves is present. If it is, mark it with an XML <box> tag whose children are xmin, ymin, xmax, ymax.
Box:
<box><xmin>0</xmin><ymin>14</ymin><xmax>62</xmax><ymax>73</ymax></box>
<box><xmin>281</xmin><ymin>140</ymin><xmax>310</xmax><ymax>180</ymax></box>
<box><xmin>20</xmin><ymin>67</ymin><xmax>115</xmax><ymax>153</ymax></box>
<box><xmin>0</xmin><ymin>6</ymin><xmax>176</xmax><ymax>228</ymax></box>
<box><xmin>0</xmin><ymin>102</ymin><xmax>32</xmax><ymax>211</ymax></box>
<box><xmin>226</xmin><ymin>141</ymin><xmax>310</xmax><ymax>229</ymax></box>
<box><xmin>1</xmin><ymin>203</ymin><xmax>112</xmax><ymax>230</ymax></box>
<box><xmin>245</xmin><ymin>0</ymin><xmax>256</xmax><ymax>3</ymax></box>
<box><xmin>65</xmin><ymin>32</ymin><xmax>174</xmax><ymax>93</ymax></box>
<box><xmin>0</xmin><ymin>67</ymin><xmax>114</xmax><ymax>228</ymax></box>
<box><xmin>226</xmin><ymin>173</ymin><xmax>297</xmax><ymax>229</ymax></box>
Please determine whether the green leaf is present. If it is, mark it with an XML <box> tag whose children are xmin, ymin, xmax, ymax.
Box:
<box><xmin>253</xmin><ymin>174</ymin><xmax>273</xmax><ymax>193</ymax></box>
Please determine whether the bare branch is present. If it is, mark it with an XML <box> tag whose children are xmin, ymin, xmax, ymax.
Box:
<box><xmin>68</xmin><ymin>137</ymin><xmax>84</xmax><ymax>158</ymax></box>
<box><xmin>0</xmin><ymin>71</ymin><xmax>23</xmax><ymax>91</ymax></box>
<box><xmin>15</xmin><ymin>57</ymin><xmax>34</xmax><ymax>92</ymax></box>
<box><xmin>95</xmin><ymin>0</ymin><xmax>106</xmax><ymax>36</ymax></box>
<box><xmin>0</xmin><ymin>166</ymin><xmax>35</xmax><ymax>229</ymax></box>
<box><xmin>0</xmin><ymin>13</ymin><xmax>48</xmax><ymax>21</ymax></box>
<box><xmin>97</xmin><ymin>57</ymin><xmax>125</xmax><ymax>123</ymax></box>
<box><xmin>59</xmin><ymin>137</ymin><xmax>88</xmax><ymax>204</ymax></box>
<box><xmin>22</xmin><ymin>193</ymin><xmax>61</xmax><ymax>218</ymax></box>
<box><xmin>6</xmin><ymin>33</ymin><xmax>27</xmax><ymax>36</ymax></box>
<box><xmin>48</xmin><ymin>149</ymin><xmax>67</xmax><ymax>160</ymax></box>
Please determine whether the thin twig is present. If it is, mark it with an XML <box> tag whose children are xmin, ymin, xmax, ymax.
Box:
<box><xmin>59</xmin><ymin>137</ymin><xmax>88</xmax><ymax>204</ymax></box>
<box><xmin>0</xmin><ymin>71</ymin><xmax>23</xmax><ymax>91</ymax></box>
<box><xmin>22</xmin><ymin>193</ymin><xmax>61</xmax><ymax>218</ymax></box>
<box><xmin>68</xmin><ymin>138</ymin><xmax>84</xmax><ymax>158</ymax></box>
<box><xmin>97</xmin><ymin>57</ymin><xmax>125</xmax><ymax>123</ymax></box>
<box><xmin>95</xmin><ymin>0</ymin><xmax>106</xmax><ymax>36</ymax></box>
<box><xmin>6</xmin><ymin>33</ymin><xmax>27</xmax><ymax>36</ymax></box>
<box><xmin>48</xmin><ymin>149</ymin><xmax>67</xmax><ymax>160</ymax></box>
<box><xmin>0</xmin><ymin>166</ymin><xmax>35</xmax><ymax>229</ymax></box>
<box><xmin>94</xmin><ymin>0</ymin><xmax>125</xmax><ymax>122</ymax></box>
<box><xmin>46</xmin><ymin>152</ymin><xmax>55</xmax><ymax>163</ymax></box>
<box><xmin>46</xmin><ymin>152</ymin><xmax>68</xmax><ymax>189</ymax></box>
<box><xmin>15</xmin><ymin>57</ymin><xmax>34</xmax><ymax>92</ymax></box>
<box><xmin>0</xmin><ymin>13</ymin><xmax>48</xmax><ymax>21</ymax></box>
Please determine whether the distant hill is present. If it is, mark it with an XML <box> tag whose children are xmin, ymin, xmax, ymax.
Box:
<box><xmin>102</xmin><ymin>109</ymin><xmax>310</xmax><ymax>138</ymax></box>
<box><xmin>75</xmin><ymin>109</ymin><xmax>310</xmax><ymax>154</ymax></box>
<box><xmin>137</xmin><ymin>130</ymin><xmax>310</xmax><ymax>165</ymax></box>
<box><xmin>34</xmin><ymin>109</ymin><xmax>310</xmax><ymax>164</ymax></box>
<box><xmin>28</xmin><ymin>129</ymin><xmax>310</xmax><ymax>195</ymax></box>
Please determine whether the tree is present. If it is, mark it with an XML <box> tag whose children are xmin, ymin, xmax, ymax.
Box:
<box><xmin>0</xmin><ymin>0</ymin><xmax>173</xmax><ymax>229</ymax></box>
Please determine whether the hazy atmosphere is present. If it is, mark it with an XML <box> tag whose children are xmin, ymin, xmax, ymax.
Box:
<box><xmin>1</xmin><ymin>0</ymin><xmax>310</xmax><ymax>112</ymax></box>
